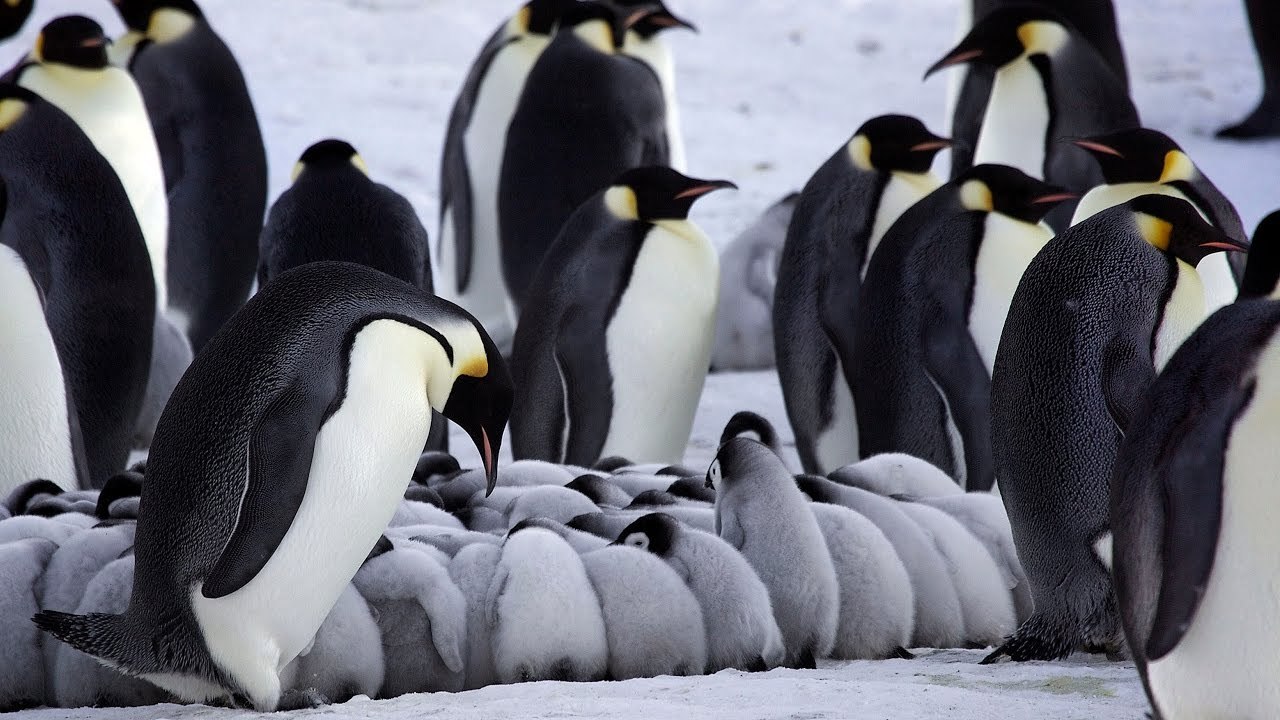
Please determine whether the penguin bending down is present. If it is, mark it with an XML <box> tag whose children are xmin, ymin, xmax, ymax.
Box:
<box><xmin>0</xmin><ymin>83</ymin><xmax>155</xmax><ymax>485</ymax></box>
<box><xmin>926</xmin><ymin>5</ymin><xmax>1139</xmax><ymax>229</ymax></box>
<box><xmin>1071</xmin><ymin>127</ymin><xmax>1249</xmax><ymax>309</ymax></box>
<box><xmin>708</xmin><ymin>438</ymin><xmax>839</xmax><ymax>667</ymax></box>
<box><xmin>1111</xmin><ymin>288</ymin><xmax>1280</xmax><ymax>719</ymax></box>
<box><xmin>110</xmin><ymin>0</ymin><xmax>268</xmax><ymax>351</ymax></box>
<box><xmin>615</xmin><ymin>0</ymin><xmax>695</xmax><ymax>172</ymax></box>
<box><xmin>773</xmin><ymin>115</ymin><xmax>950</xmax><ymax>474</ymax></box>
<box><xmin>498</xmin><ymin>0</ymin><xmax>670</xmax><ymax>311</ymax></box>
<box><xmin>439</xmin><ymin>0</ymin><xmax>574</xmax><ymax>353</ymax></box>
<box><xmin>34</xmin><ymin>262</ymin><xmax>513</xmax><ymax>712</ymax></box>
<box><xmin>616</xmin><ymin>513</ymin><xmax>785</xmax><ymax>672</ymax></box>
<box><xmin>986</xmin><ymin>196</ymin><xmax>1245</xmax><ymax>663</ymax></box>
<box><xmin>510</xmin><ymin>167</ymin><xmax>733</xmax><ymax>466</ymax></box>
<box><xmin>852</xmin><ymin>165</ymin><xmax>1072</xmax><ymax>490</ymax></box>
<box><xmin>0</xmin><ymin>0</ymin><xmax>31</xmax><ymax>41</ymax></box>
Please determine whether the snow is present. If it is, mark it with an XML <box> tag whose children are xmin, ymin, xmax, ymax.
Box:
<box><xmin>6</xmin><ymin>0</ymin><xmax>1270</xmax><ymax>716</ymax></box>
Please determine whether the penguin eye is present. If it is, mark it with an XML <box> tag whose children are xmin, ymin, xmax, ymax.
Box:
<box><xmin>625</xmin><ymin>533</ymin><xmax>648</xmax><ymax>550</ymax></box>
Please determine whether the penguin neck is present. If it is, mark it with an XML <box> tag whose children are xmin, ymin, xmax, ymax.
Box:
<box><xmin>968</xmin><ymin>213</ymin><xmax>1054</xmax><ymax>373</ymax></box>
<box><xmin>1153</xmin><ymin>258</ymin><xmax>1208</xmax><ymax>371</ymax></box>
<box><xmin>26</xmin><ymin>62</ymin><xmax>117</xmax><ymax>90</ymax></box>
<box><xmin>147</xmin><ymin>8</ymin><xmax>198</xmax><ymax>44</ymax></box>
<box><xmin>1072</xmin><ymin>183</ymin><xmax>1197</xmax><ymax>227</ymax></box>
<box><xmin>862</xmin><ymin>170</ymin><xmax>941</xmax><ymax>278</ymax></box>
<box><xmin>573</xmin><ymin>20</ymin><xmax>617</xmax><ymax>55</ymax></box>
<box><xmin>973</xmin><ymin>55</ymin><xmax>1051</xmax><ymax>179</ymax></box>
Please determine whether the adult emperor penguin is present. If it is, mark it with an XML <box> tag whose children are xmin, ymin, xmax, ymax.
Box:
<box><xmin>438</xmin><ymin>0</ymin><xmax>574</xmax><ymax>353</ymax></box>
<box><xmin>1219</xmin><ymin>0</ymin><xmax>1280</xmax><ymax>138</ymax></box>
<box><xmin>985</xmin><ymin>196</ymin><xmax>1246</xmax><ymax>663</ymax></box>
<box><xmin>510</xmin><ymin>166</ymin><xmax>734</xmax><ymax>466</ymax></box>
<box><xmin>1071</xmin><ymin>128</ymin><xmax>1249</xmax><ymax>310</ymax></box>
<box><xmin>34</xmin><ymin>262</ymin><xmax>513</xmax><ymax>711</ymax></box>
<box><xmin>773</xmin><ymin>115</ymin><xmax>950</xmax><ymax>474</ymax></box>
<box><xmin>0</xmin><ymin>83</ymin><xmax>155</xmax><ymax>485</ymax></box>
<box><xmin>0</xmin><ymin>0</ymin><xmax>31</xmax><ymax>42</ymax></box>
<box><xmin>945</xmin><ymin>0</ymin><xmax>1127</xmax><ymax>178</ymax></box>
<box><xmin>708</xmin><ymin>437</ymin><xmax>839</xmax><ymax>667</ymax></box>
<box><xmin>615</xmin><ymin>0</ymin><xmax>695</xmax><ymax>171</ymax></box>
<box><xmin>109</xmin><ymin>0</ymin><xmax>268</xmax><ymax>351</ymax></box>
<box><xmin>1111</xmin><ymin>287</ymin><xmax>1280</xmax><ymax>719</ymax></box>
<box><xmin>498</xmin><ymin>0</ymin><xmax>670</xmax><ymax>311</ymax></box>
<box><xmin>852</xmin><ymin>165</ymin><xmax>1072</xmax><ymax>490</ymax></box>
<box><xmin>926</xmin><ymin>5</ymin><xmax>1139</xmax><ymax>228</ymax></box>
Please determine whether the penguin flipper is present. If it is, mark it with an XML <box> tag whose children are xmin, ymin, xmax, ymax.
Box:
<box><xmin>202</xmin><ymin>379</ymin><xmax>331</xmax><ymax>599</ymax></box>
<box><xmin>921</xmin><ymin>310</ymin><xmax>994</xmax><ymax>491</ymax></box>
<box><xmin>555</xmin><ymin>309</ymin><xmax>613</xmax><ymax>466</ymax></box>
<box><xmin>1100</xmin><ymin>334</ymin><xmax>1156</xmax><ymax>435</ymax></box>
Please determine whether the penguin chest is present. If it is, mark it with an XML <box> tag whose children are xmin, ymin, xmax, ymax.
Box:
<box><xmin>0</xmin><ymin>246</ymin><xmax>76</xmax><ymax>491</ymax></box>
<box><xmin>601</xmin><ymin>222</ymin><xmax>718</xmax><ymax>463</ymax></box>
<box><xmin>190</xmin><ymin>320</ymin><xmax>436</xmax><ymax>700</ymax></box>
<box><xmin>862</xmin><ymin>172</ymin><xmax>938</xmax><ymax>278</ymax></box>
<box><xmin>1152</xmin><ymin>261</ymin><xmax>1207</xmax><ymax>372</ymax></box>
<box><xmin>625</xmin><ymin>36</ymin><xmax>684</xmax><ymax>172</ymax></box>
<box><xmin>968</xmin><ymin>215</ymin><xmax>1053</xmax><ymax>374</ymax></box>
<box><xmin>974</xmin><ymin>58</ymin><xmax>1049</xmax><ymax>179</ymax></box>
<box><xmin>1146</xmin><ymin>338</ymin><xmax>1280</xmax><ymax>719</ymax></box>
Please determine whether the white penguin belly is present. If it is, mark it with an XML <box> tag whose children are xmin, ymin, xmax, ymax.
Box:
<box><xmin>601</xmin><ymin>221</ymin><xmax>718</xmax><ymax>463</ymax></box>
<box><xmin>451</xmin><ymin>36</ymin><xmax>549</xmax><ymax>345</ymax></box>
<box><xmin>625</xmin><ymin>36</ymin><xmax>685</xmax><ymax>172</ymax></box>
<box><xmin>814</xmin><ymin>355</ymin><xmax>859</xmax><ymax>473</ymax></box>
<box><xmin>968</xmin><ymin>214</ymin><xmax>1053</xmax><ymax>373</ymax></box>
<box><xmin>190</xmin><ymin>320</ymin><xmax>436</xmax><ymax>708</ymax></box>
<box><xmin>1152</xmin><ymin>260</ymin><xmax>1207</xmax><ymax>372</ymax></box>
<box><xmin>1146</xmin><ymin>336</ymin><xmax>1280</xmax><ymax>719</ymax></box>
<box><xmin>974</xmin><ymin>58</ymin><xmax>1049</xmax><ymax>179</ymax></box>
<box><xmin>0</xmin><ymin>246</ymin><xmax>77</xmax><ymax>492</ymax></box>
<box><xmin>862</xmin><ymin>171</ymin><xmax>939</xmax><ymax>279</ymax></box>
<box><xmin>19</xmin><ymin>65</ymin><xmax>170</xmax><ymax>309</ymax></box>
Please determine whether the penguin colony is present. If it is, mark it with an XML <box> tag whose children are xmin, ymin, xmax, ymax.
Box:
<box><xmin>0</xmin><ymin>0</ymin><xmax>1276</xmax><ymax>717</ymax></box>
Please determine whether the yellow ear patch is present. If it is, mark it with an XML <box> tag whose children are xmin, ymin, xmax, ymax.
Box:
<box><xmin>1017</xmin><ymin>21</ymin><xmax>1068</xmax><ymax>56</ymax></box>
<box><xmin>147</xmin><ymin>8</ymin><xmax>197</xmax><ymax>43</ymax></box>
<box><xmin>1159</xmin><ymin>151</ymin><xmax>1195</xmax><ymax>184</ymax></box>
<box><xmin>960</xmin><ymin>180</ymin><xmax>994</xmax><ymax>212</ymax></box>
<box><xmin>350</xmin><ymin>154</ymin><xmax>370</xmax><ymax>176</ymax></box>
<box><xmin>0</xmin><ymin>98</ymin><xmax>27</xmax><ymax>132</ymax></box>
<box><xmin>5</xmin><ymin>0</ymin><xmax>22</xmax><ymax>8</ymax></box>
<box><xmin>290</xmin><ymin>161</ymin><xmax>305</xmax><ymax>183</ymax></box>
<box><xmin>32</xmin><ymin>33</ymin><xmax>44</xmax><ymax>62</ymax></box>
<box><xmin>514</xmin><ymin>5</ymin><xmax>532</xmax><ymax>34</ymax></box>
<box><xmin>574</xmin><ymin>18</ymin><xmax>615</xmax><ymax>54</ymax></box>
<box><xmin>1136</xmin><ymin>212</ymin><xmax>1173</xmax><ymax>251</ymax></box>
<box><xmin>459</xmin><ymin>354</ymin><xmax>489</xmax><ymax>378</ymax></box>
<box><xmin>604</xmin><ymin>185</ymin><xmax>639</xmax><ymax>221</ymax></box>
<box><xmin>846</xmin><ymin>134</ymin><xmax>873</xmax><ymax>172</ymax></box>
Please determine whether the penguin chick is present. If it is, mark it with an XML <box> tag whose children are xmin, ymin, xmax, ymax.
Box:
<box><xmin>94</xmin><ymin>472</ymin><xmax>144</xmax><ymax>520</ymax></box>
<box><xmin>505</xmin><ymin>485</ymin><xmax>600</xmax><ymax>527</ymax></box>
<box><xmin>920</xmin><ymin>492</ymin><xmax>1032</xmax><ymax>623</ymax></box>
<box><xmin>454</xmin><ymin>506</ymin><xmax>508</xmax><ymax>534</ymax></box>
<box><xmin>666</xmin><ymin>477</ymin><xmax>716</xmax><ymax>504</ymax></box>
<box><xmin>407</xmin><ymin>529</ymin><xmax>503</xmax><ymax>559</ymax></box>
<box><xmin>564</xmin><ymin>474</ymin><xmax>634</xmax><ymax>508</ymax></box>
<box><xmin>285</xmin><ymin>583</ymin><xmax>383</xmax><ymax>704</ymax></box>
<box><xmin>404</xmin><ymin>485</ymin><xmax>445</xmax><ymax>507</ymax></box>
<box><xmin>4</xmin><ymin>479</ymin><xmax>65</xmax><ymax>517</ymax></box>
<box><xmin>488</xmin><ymin>527</ymin><xmax>608</xmax><ymax>683</ymax></box>
<box><xmin>719</xmin><ymin>410</ymin><xmax>783</xmax><ymax>456</ymax></box>
<box><xmin>495</xmin><ymin>460</ymin><xmax>575</xmax><ymax>487</ymax></box>
<box><xmin>389</xmin><ymin>500</ymin><xmax>465</xmax><ymax>530</ymax></box>
<box><xmin>0</xmin><ymin>538</ymin><xmax>57</xmax><ymax>711</ymax></box>
<box><xmin>828</xmin><ymin>454</ymin><xmax>964</xmax><ymax>499</ymax></box>
<box><xmin>448</xmin><ymin>542</ymin><xmax>503</xmax><ymax>690</ymax></box>
<box><xmin>582</xmin><ymin>544</ymin><xmax>708</xmax><ymax>679</ymax></box>
<box><xmin>413</xmin><ymin>451</ymin><xmax>462</xmax><ymax>485</ymax></box>
<box><xmin>0</xmin><ymin>516</ymin><xmax>81</xmax><ymax>546</ymax></box>
<box><xmin>508</xmin><ymin>518</ymin><xmax>609</xmax><ymax>554</ymax></box>
<box><xmin>708</xmin><ymin>438</ymin><xmax>839</xmax><ymax>667</ymax></box>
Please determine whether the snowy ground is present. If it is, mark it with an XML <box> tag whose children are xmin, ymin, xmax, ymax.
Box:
<box><xmin>7</xmin><ymin>0</ymin><xmax>1270</xmax><ymax>716</ymax></box>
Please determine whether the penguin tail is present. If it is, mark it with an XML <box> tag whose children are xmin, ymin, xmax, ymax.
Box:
<box><xmin>33</xmin><ymin>611</ymin><xmax>133</xmax><ymax>670</ymax></box>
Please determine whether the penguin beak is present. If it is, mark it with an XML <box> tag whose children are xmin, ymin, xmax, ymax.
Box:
<box><xmin>909</xmin><ymin>138</ymin><xmax>953</xmax><ymax>153</ymax></box>
<box><xmin>674</xmin><ymin>179</ymin><xmax>738</xmax><ymax>200</ymax></box>
<box><xmin>647</xmin><ymin>10</ymin><xmax>697</xmax><ymax>32</ymax></box>
<box><xmin>1200</xmin><ymin>238</ymin><xmax>1250</xmax><ymax>253</ymax></box>
<box><xmin>924</xmin><ymin>47</ymin><xmax>984</xmax><ymax>79</ymax></box>
<box><xmin>479</xmin><ymin>426</ymin><xmax>499</xmax><ymax>495</ymax></box>
<box><xmin>1072</xmin><ymin>139</ymin><xmax>1124</xmax><ymax>158</ymax></box>
<box><xmin>1031</xmin><ymin>192</ymin><xmax>1079</xmax><ymax>204</ymax></box>
<box><xmin>80</xmin><ymin>36</ymin><xmax>109</xmax><ymax>48</ymax></box>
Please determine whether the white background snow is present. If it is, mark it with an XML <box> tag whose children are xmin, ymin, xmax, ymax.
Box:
<box><xmin>6</xmin><ymin>0</ymin><xmax>1276</xmax><ymax>716</ymax></box>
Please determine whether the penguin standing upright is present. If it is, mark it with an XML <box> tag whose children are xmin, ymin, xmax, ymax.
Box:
<box><xmin>498</xmin><ymin>0</ymin><xmax>670</xmax><ymax>311</ymax></box>
<box><xmin>926</xmin><ymin>5</ymin><xmax>1139</xmax><ymax>228</ymax></box>
<box><xmin>0</xmin><ymin>84</ymin><xmax>155</xmax><ymax>486</ymax></box>
<box><xmin>947</xmin><ymin>0</ymin><xmax>1127</xmax><ymax>178</ymax></box>
<box><xmin>510</xmin><ymin>166</ymin><xmax>733</xmax><ymax>466</ymax></box>
<box><xmin>35</xmin><ymin>262</ymin><xmax>513</xmax><ymax>712</ymax></box>
<box><xmin>985</xmin><ymin>196</ymin><xmax>1246</xmax><ymax>662</ymax></box>
<box><xmin>615</xmin><ymin>0</ymin><xmax>695</xmax><ymax>172</ymax></box>
<box><xmin>1111</xmin><ymin>287</ymin><xmax>1280</xmax><ymax>719</ymax></box>
<box><xmin>0</xmin><ymin>0</ymin><xmax>31</xmax><ymax>42</ymax></box>
<box><xmin>1219</xmin><ymin>0</ymin><xmax>1280</xmax><ymax>138</ymax></box>
<box><xmin>1071</xmin><ymin>128</ymin><xmax>1249</xmax><ymax>309</ymax></box>
<box><xmin>109</xmin><ymin>0</ymin><xmax>269</xmax><ymax>351</ymax></box>
<box><xmin>773</xmin><ymin>115</ymin><xmax>950</xmax><ymax>474</ymax></box>
<box><xmin>852</xmin><ymin>165</ymin><xmax>1073</xmax><ymax>490</ymax></box>
<box><xmin>438</xmin><ymin>0</ymin><xmax>574</xmax><ymax>353</ymax></box>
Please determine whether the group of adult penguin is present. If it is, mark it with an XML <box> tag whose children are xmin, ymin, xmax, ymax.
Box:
<box><xmin>0</xmin><ymin>0</ymin><xmax>1277</xmax><ymax>718</ymax></box>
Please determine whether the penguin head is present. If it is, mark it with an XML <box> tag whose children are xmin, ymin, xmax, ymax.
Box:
<box><xmin>924</xmin><ymin>5</ymin><xmax>1072</xmax><ymax>77</ymax></box>
<box><xmin>1240</xmin><ymin>210</ymin><xmax>1280</xmax><ymax>300</ymax></box>
<box><xmin>613</xmin><ymin>0</ymin><xmax>697</xmax><ymax>38</ymax></box>
<box><xmin>1072</xmin><ymin>128</ymin><xmax>1198</xmax><ymax>186</ymax></box>
<box><xmin>519</xmin><ymin>0</ymin><xmax>576</xmax><ymax>36</ymax></box>
<box><xmin>614</xmin><ymin>512</ymin><xmax>678</xmax><ymax>556</ymax></box>
<box><xmin>847</xmin><ymin>114</ymin><xmax>950</xmax><ymax>174</ymax></box>
<box><xmin>34</xmin><ymin>16</ymin><xmax>111</xmax><ymax>69</ymax></box>
<box><xmin>0</xmin><ymin>0</ymin><xmax>33</xmax><ymax>41</ymax></box>
<box><xmin>95</xmin><ymin>471</ymin><xmax>145</xmax><ymax>520</ymax></box>
<box><xmin>955</xmin><ymin>164</ymin><xmax>1076</xmax><ymax>224</ymax></box>
<box><xmin>1128</xmin><ymin>194</ymin><xmax>1249</xmax><ymax>266</ymax></box>
<box><xmin>436</xmin><ymin>317</ymin><xmax>514</xmax><ymax>497</ymax></box>
<box><xmin>508</xmin><ymin>516</ymin><xmax>560</xmax><ymax>537</ymax></box>
<box><xmin>111</xmin><ymin>0</ymin><xmax>204</xmax><ymax>33</ymax></box>
<box><xmin>706</xmin><ymin>436</ymin><xmax>785</xmax><ymax>492</ymax></box>
<box><xmin>290</xmin><ymin>139</ymin><xmax>370</xmax><ymax>183</ymax></box>
<box><xmin>793</xmin><ymin>474</ymin><xmax>833</xmax><ymax>503</ymax></box>
<box><xmin>605</xmin><ymin>166</ymin><xmax>737</xmax><ymax>222</ymax></box>
<box><xmin>560</xmin><ymin>0</ymin><xmax>634</xmax><ymax>53</ymax></box>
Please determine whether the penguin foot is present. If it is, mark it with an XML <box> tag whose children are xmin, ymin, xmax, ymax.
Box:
<box><xmin>979</xmin><ymin>616</ymin><xmax>1075</xmax><ymax>664</ymax></box>
<box><xmin>1217</xmin><ymin>98</ymin><xmax>1280</xmax><ymax>139</ymax></box>
<box><xmin>277</xmin><ymin>687</ymin><xmax>330</xmax><ymax>710</ymax></box>
<box><xmin>744</xmin><ymin>656</ymin><xmax>769</xmax><ymax>673</ymax></box>
<box><xmin>889</xmin><ymin>647</ymin><xmax>915</xmax><ymax>660</ymax></box>
<box><xmin>794</xmin><ymin>648</ymin><xmax>817</xmax><ymax>670</ymax></box>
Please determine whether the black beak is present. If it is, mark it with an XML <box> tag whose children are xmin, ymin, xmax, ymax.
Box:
<box><xmin>649</xmin><ymin>10</ymin><xmax>697</xmax><ymax>32</ymax></box>
<box><xmin>924</xmin><ymin>47</ymin><xmax>984</xmax><ymax>79</ymax></box>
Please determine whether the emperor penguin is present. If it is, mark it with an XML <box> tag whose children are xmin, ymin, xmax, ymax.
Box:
<box><xmin>707</xmin><ymin>438</ymin><xmax>839</xmax><ymax>667</ymax></box>
<box><xmin>34</xmin><ymin>261</ymin><xmax>513</xmax><ymax>712</ymax></box>
<box><xmin>498</xmin><ymin>0</ymin><xmax>670</xmax><ymax>311</ymax></box>
<box><xmin>439</xmin><ymin>0</ymin><xmax>575</xmax><ymax>353</ymax></box>
<box><xmin>581</xmin><ymin>544</ymin><xmax>708</xmax><ymax>679</ymax></box>
<box><xmin>615</xmin><ymin>0</ymin><xmax>695</xmax><ymax>171</ymax></box>
<box><xmin>0</xmin><ymin>0</ymin><xmax>31</xmax><ymax>41</ymax></box>
<box><xmin>109</xmin><ymin>0</ymin><xmax>268</xmax><ymax>352</ymax></box>
<box><xmin>1071</xmin><ymin>128</ymin><xmax>1249</xmax><ymax>310</ymax></box>
<box><xmin>9</xmin><ymin>15</ymin><xmax>192</xmax><ymax>454</ymax></box>
<box><xmin>615</xmin><ymin>512</ymin><xmax>785</xmax><ymax>672</ymax></box>
<box><xmin>946</xmin><ymin>0</ymin><xmax>1127</xmax><ymax>178</ymax></box>
<box><xmin>447</xmin><ymin>542</ymin><xmax>503</xmax><ymax>690</ymax></box>
<box><xmin>0</xmin><ymin>537</ymin><xmax>57</xmax><ymax>711</ymax></box>
<box><xmin>1239</xmin><ymin>210</ymin><xmax>1280</xmax><ymax>299</ymax></box>
<box><xmin>508</xmin><ymin>517</ymin><xmax>610</xmax><ymax>554</ymax></box>
<box><xmin>828</xmin><ymin>453</ymin><xmax>963</xmax><ymax>499</ymax></box>
<box><xmin>0</xmin><ymin>83</ymin><xmax>155</xmax><ymax>485</ymax></box>
<box><xmin>925</xmin><ymin>5</ymin><xmax>1139</xmax><ymax>229</ymax></box>
<box><xmin>1218</xmin><ymin>0</ymin><xmax>1280</xmax><ymax>138</ymax></box>
<box><xmin>1111</xmin><ymin>287</ymin><xmax>1280</xmax><ymax>719</ymax></box>
<box><xmin>986</xmin><ymin>195</ymin><xmax>1246</xmax><ymax>662</ymax></box>
<box><xmin>510</xmin><ymin>167</ymin><xmax>734</xmax><ymax>466</ymax></box>
<box><xmin>488</xmin><ymin>526</ymin><xmax>609</xmax><ymax>683</ymax></box>
<box><xmin>711</xmin><ymin>193</ymin><xmax>799</xmax><ymax>372</ymax></box>
<box><xmin>774</xmin><ymin>114</ymin><xmax>950</xmax><ymax>474</ymax></box>
<box><xmin>853</xmin><ymin>165</ymin><xmax>1073</xmax><ymax>490</ymax></box>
